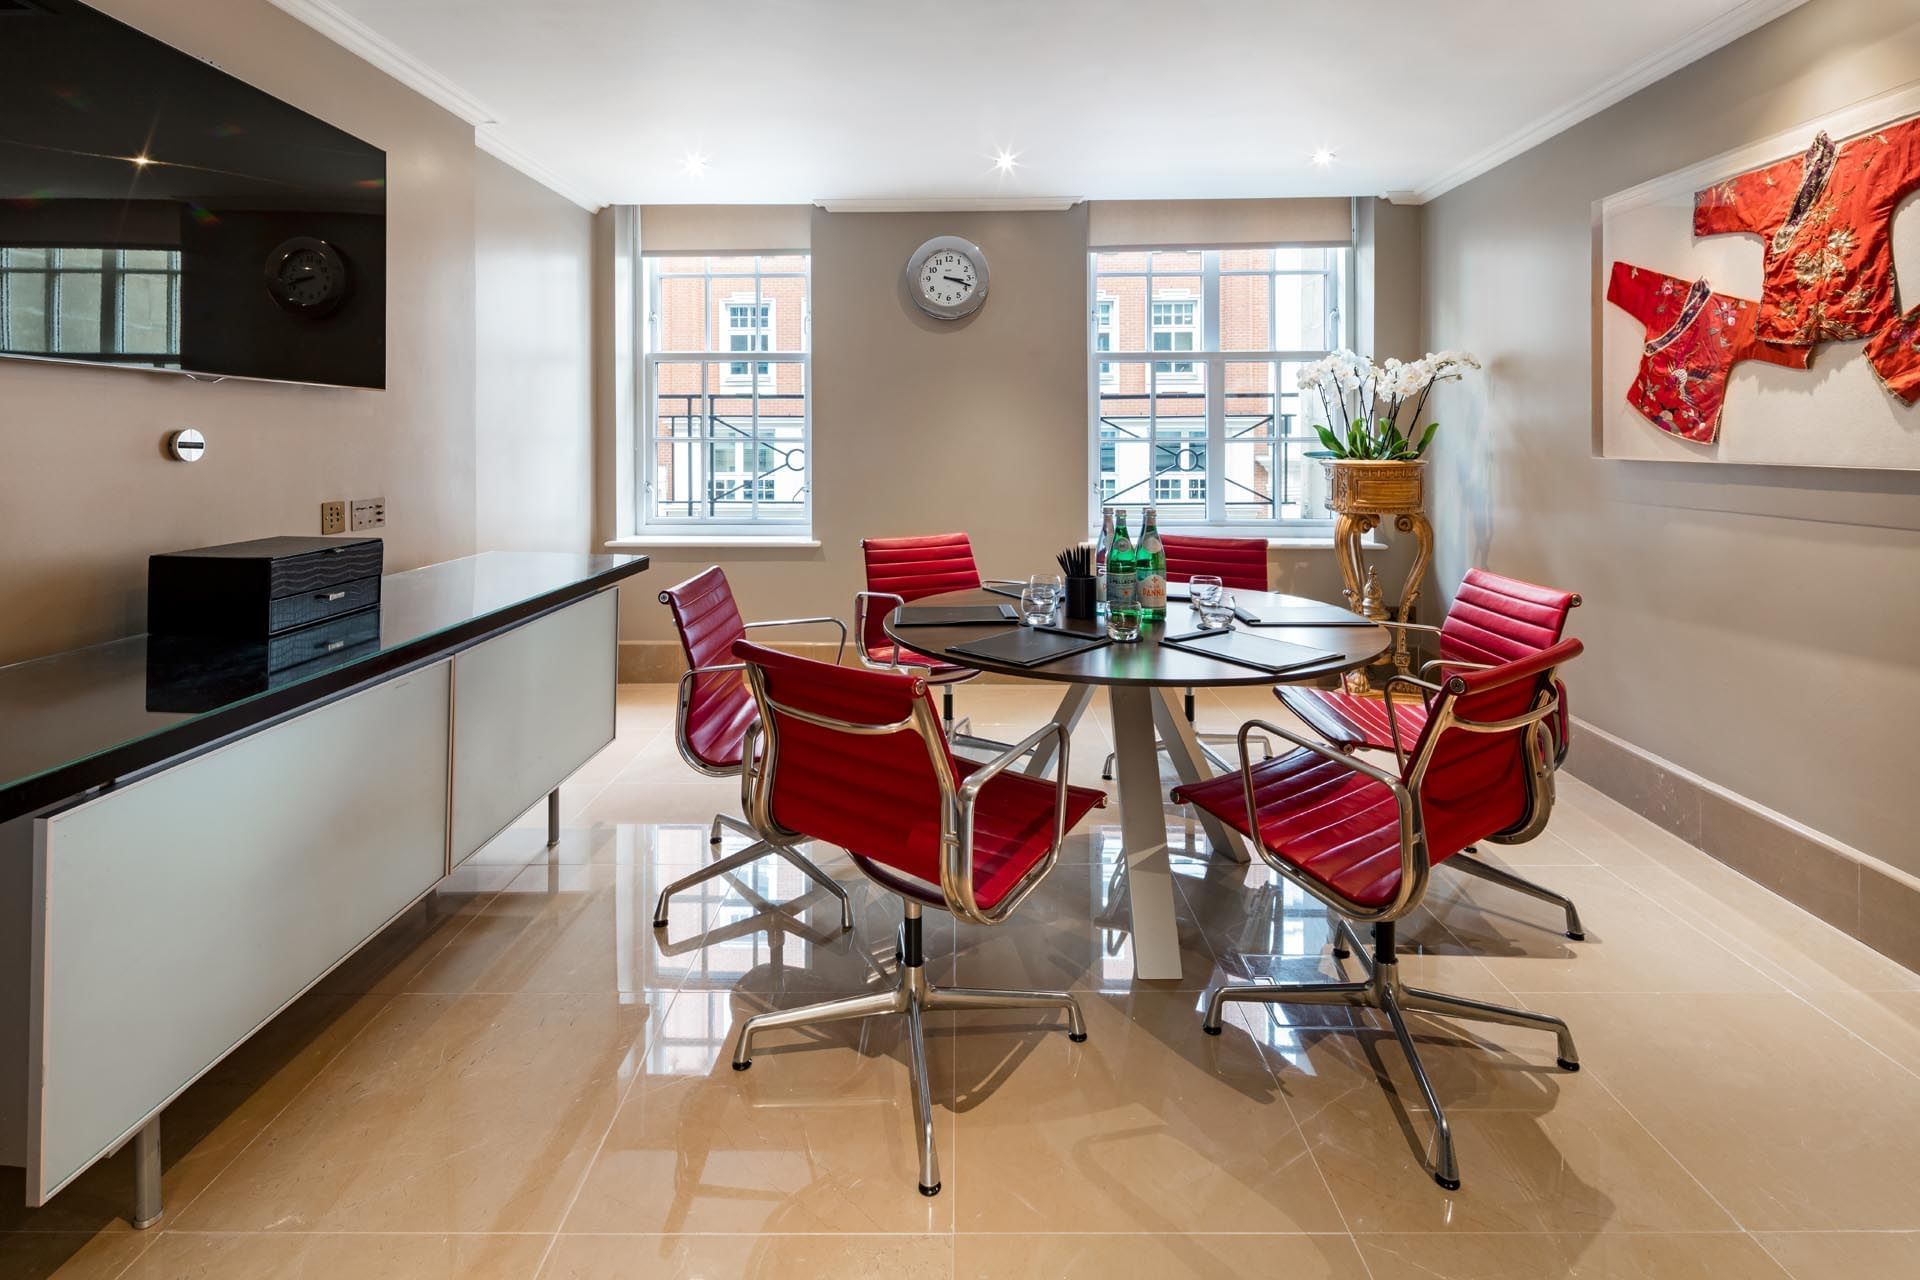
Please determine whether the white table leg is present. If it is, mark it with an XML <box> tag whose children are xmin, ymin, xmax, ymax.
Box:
<box><xmin>1151</xmin><ymin>688</ymin><xmax>1249</xmax><ymax>864</ymax></box>
<box><xmin>1108</xmin><ymin>685</ymin><xmax>1184</xmax><ymax>980</ymax></box>
<box><xmin>1023</xmin><ymin>682</ymin><xmax>1095</xmax><ymax>777</ymax></box>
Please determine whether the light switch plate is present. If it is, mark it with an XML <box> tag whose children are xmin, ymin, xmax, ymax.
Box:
<box><xmin>350</xmin><ymin>497</ymin><xmax>385</xmax><ymax>531</ymax></box>
<box><xmin>320</xmin><ymin>501</ymin><xmax>347</xmax><ymax>535</ymax></box>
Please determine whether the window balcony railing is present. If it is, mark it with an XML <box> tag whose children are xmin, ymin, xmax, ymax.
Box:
<box><xmin>647</xmin><ymin>392</ymin><xmax>808</xmax><ymax>522</ymax></box>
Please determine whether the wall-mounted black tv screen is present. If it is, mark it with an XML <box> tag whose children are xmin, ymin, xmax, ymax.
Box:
<box><xmin>0</xmin><ymin>0</ymin><xmax>386</xmax><ymax>388</ymax></box>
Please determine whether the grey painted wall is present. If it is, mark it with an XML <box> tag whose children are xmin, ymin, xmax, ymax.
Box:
<box><xmin>1420</xmin><ymin>0</ymin><xmax>1920</xmax><ymax>874</ymax></box>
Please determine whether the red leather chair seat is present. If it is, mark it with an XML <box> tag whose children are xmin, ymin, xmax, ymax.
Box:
<box><xmin>851</xmin><ymin>763</ymin><xmax>1105</xmax><ymax>911</ymax></box>
<box><xmin>1173</xmin><ymin>750</ymin><xmax>1411</xmax><ymax>907</ymax></box>
<box><xmin>1280</xmin><ymin>688</ymin><xmax>1406</xmax><ymax>752</ymax></box>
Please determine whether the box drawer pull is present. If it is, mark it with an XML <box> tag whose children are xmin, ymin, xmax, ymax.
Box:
<box><xmin>317</xmin><ymin>591</ymin><xmax>347</xmax><ymax>602</ymax></box>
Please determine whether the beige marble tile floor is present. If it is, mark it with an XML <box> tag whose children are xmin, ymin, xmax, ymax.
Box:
<box><xmin>5</xmin><ymin>682</ymin><xmax>1918</xmax><ymax>1279</ymax></box>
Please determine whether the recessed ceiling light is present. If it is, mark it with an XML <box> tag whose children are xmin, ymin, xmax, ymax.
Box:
<box><xmin>681</xmin><ymin>149</ymin><xmax>708</xmax><ymax>178</ymax></box>
<box><xmin>992</xmin><ymin>147</ymin><xmax>1021</xmax><ymax>175</ymax></box>
<box><xmin>1310</xmin><ymin>146</ymin><xmax>1336</xmax><ymax>168</ymax></box>
<box><xmin>129</xmin><ymin>153</ymin><xmax>152</xmax><ymax>167</ymax></box>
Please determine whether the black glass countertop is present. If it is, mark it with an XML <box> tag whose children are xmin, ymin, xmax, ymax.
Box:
<box><xmin>0</xmin><ymin>551</ymin><xmax>648</xmax><ymax>824</ymax></box>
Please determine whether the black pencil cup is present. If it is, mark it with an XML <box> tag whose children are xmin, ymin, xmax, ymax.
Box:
<box><xmin>1065</xmin><ymin>576</ymin><xmax>1098</xmax><ymax>620</ymax></box>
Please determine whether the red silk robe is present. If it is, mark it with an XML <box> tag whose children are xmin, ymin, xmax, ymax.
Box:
<box><xmin>1693</xmin><ymin>118</ymin><xmax>1920</xmax><ymax>346</ymax></box>
<box><xmin>1864</xmin><ymin>303</ymin><xmax>1920</xmax><ymax>404</ymax></box>
<box><xmin>1606</xmin><ymin>262</ymin><xmax>1810</xmax><ymax>443</ymax></box>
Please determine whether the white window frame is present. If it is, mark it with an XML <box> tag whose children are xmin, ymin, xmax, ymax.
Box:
<box><xmin>1093</xmin><ymin>294</ymin><xmax>1117</xmax><ymax>390</ymax></box>
<box><xmin>722</xmin><ymin>295</ymin><xmax>776</xmax><ymax>392</ymax></box>
<box><xmin>638</xmin><ymin>253</ymin><xmax>811</xmax><ymax>537</ymax></box>
<box><xmin>1150</xmin><ymin>293</ymin><xmax>1199</xmax><ymax>384</ymax></box>
<box><xmin>1087</xmin><ymin>245</ymin><xmax>1351</xmax><ymax>534</ymax></box>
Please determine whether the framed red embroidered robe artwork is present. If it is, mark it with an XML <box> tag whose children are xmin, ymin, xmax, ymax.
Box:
<box><xmin>1605</xmin><ymin>263</ymin><xmax>1810</xmax><ymax>443</ymax></box>
<box><xmin>1595</xmin><ymin>83</ymin><xmax>1920</xmax><ymax>470</ymax></box>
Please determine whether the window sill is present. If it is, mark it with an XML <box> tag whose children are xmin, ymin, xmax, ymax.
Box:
<box><xmin>606</xmin><ymin>535</ymin><xmax>821</xmax><ymax>550</ymax></box>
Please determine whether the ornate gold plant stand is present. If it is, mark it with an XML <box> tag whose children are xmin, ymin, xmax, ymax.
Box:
<box><xmin>1323</xmin><ymin>459</ymin><xmax>1434</xmax><ymax>694</ymax></box>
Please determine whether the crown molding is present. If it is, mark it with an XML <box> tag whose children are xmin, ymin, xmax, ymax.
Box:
<box><xmin>266</xmin><ymin>0</ymin><xmax>602</xmax><ymax>211</ymax></box>
<box><xmin>1410</xmin><ymin>0</ymin><xmax>1808</xmax><ymax>204</ymax></box>
<box><xmin>476</xmin><ymin>129</ymin><xmax>602</xmax><ymax>212</ymax></box>
<box><xmin>815</xmin><ymin>197</ymin><xmax>1081</xmax><ymax>213</ymax></box>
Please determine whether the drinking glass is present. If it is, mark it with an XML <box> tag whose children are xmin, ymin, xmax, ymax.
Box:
<box><xmin>1196</xmin><ymin>587</ymin><xmax>1236</xmax><ymax>630</ymax></box>
<box><xmin>1021</xmin><ymin>573</ymin><xmax>1062</xmax><ymax>626</ymax></box>
<box><xmin>1189</xmin><ymin>575</ymin><xmax>1224</xmax><ymax>624</ymax></box>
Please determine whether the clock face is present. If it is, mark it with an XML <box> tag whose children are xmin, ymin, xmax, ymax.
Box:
<box><xmin>918</xmin><ymin>248</ymin><xmax>977</xmax><ymax>309</ymax></box>
<box><xmin>907</xmin><ymin>236</ymin><xmax>989</xmax><ymax>319</ymax></box>
<box><xmin>264</xmin><ymin>237</ymin><xmax>350</xmax><ymax>316</ymax></box>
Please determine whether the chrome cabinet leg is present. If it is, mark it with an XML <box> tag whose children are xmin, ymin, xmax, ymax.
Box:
<box><xmin>1380</xmin><ymin>983</ymin><xmax>1461</xmax><ymax>1191</ymax></box>
<box><xmin>1449</xmin><ymin>851</ymin><xmax>1586</xmax><ymax>940</ymax></box>
<box><xmin>906</xmin><ymin>998</ymin><xmax>940</xmax><ymax>1196</ymax></box>
<box><xmin>546</xmin><ymin>788</ymin><xmax>560</xmax><ymax>849</ymax></box>
<box><xmin>923</xmin><ymin>985</ymin><xmax>1087</xmax><ymax>1040</ymax></box>
<box><xmin>1399</xmin><ymin>985</ymin><xmax>1580</xmax><ymax>1070</ymax></box>
<box><xmin>130</xmin><ymin>1116</ymin><xmax>162</xmax><ymax>1229</ymax></box>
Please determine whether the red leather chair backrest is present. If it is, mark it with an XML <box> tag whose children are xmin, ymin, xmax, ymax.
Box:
<box><xmin>658</xmin><ymin>566</ymin><xmax>752</xmax><ymax>770</ymax></box>
<box><xmin>1439</xmin><ymin>568</ymin><xmax>1577</xmax><ymax>665</ymax></box>
<box><xmin>859</xmin><ymin>532</ymin><xmax>983</xmax><ymax>652</ymax></box>
<box><xmin>1401</xmin><ymin>637</ymin><xmax>1582</xmax><ymax>861</ymax></box>
<box><xmin>733</xmin><ymin>639</ymin><xmax>955</xmax><ymax>887</ymax></box>
<box><xmin>1439</xmin><ymin>567</ymin><xmax>1579</xmax><ymax>762</ymax></box>
<box><xmin>1159</xmin><ymin>534</ymin><xmax>1269</xmax><ymax>591</ymax></box>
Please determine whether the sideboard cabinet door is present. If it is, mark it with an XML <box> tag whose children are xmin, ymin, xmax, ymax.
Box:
<box><xmin>27</xmin><ymin>663</ymin><xmax>451</xmax><ymax>1205</ymax></box>
<box><xmin>448</xmin><ymin>588</ymin><xmax>618</xmax><ymax>865</ymax></box>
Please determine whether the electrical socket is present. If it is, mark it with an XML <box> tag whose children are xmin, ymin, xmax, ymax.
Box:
<box><xmin>350</xmin><ymin>496</ymin><xmax>386</xmax><ymax>531</ymax></box>
<box><xmin>320</xmin><ymin>500</ymin><xmax>347</xmax><ymax>535</ymax></box>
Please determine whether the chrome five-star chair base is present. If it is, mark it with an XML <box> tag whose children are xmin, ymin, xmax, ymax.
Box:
<box><xmin>1205</xmin><ymin>920</ymin><xmax>1578</xmax><ymax>1191</ymax></box>
<box><xmin>651</xmin><ymin>812</ymin><xmax>854</xmax><ymax>930</ymax></box>
<box><xmin>732</xmin><ymin>904</ymin><xmax>1085</xmax><ymax>1196</ymax></box>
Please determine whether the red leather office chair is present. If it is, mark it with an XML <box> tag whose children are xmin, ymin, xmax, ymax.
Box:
<box><xmin>1102</xmin><ymin>533</ymin><xmax>1273</xmax><ymax>779</ymax></box>
<box><xmin>653</xmin><ymin>568</ymin><xmax>854</xmax><ymax>932</ymax></box>
<box><xmin>1277</xmin><ymin>568</ymin><xmax>1586</xmax><ymax>939</ymax></box>
<box><xmin>1174</xmin><ymin>638</ymin><xmax>1584</xmax><ymax>1190</ymax></box>
<box><xmin>727</xmin><ymin>641</ymin><xmax>1106</xmax><ymax>1196</ymax></box>
<box><xmin>857</xmin><ymin>531</ymin><xmax>1013</xmax><ymax>754</ymax></box>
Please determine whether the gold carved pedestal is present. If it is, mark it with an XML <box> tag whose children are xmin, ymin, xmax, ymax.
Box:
<box><xmin>1323</xmin><ymin>459</ymin><xmax>1435</xmax><ymax>694</ymax></box>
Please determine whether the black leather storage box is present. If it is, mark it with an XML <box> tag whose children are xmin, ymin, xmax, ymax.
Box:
<box><xmin>148</xmin><ymin>536</ymin><xmax>383</xmax><ymax>639</ymax></box>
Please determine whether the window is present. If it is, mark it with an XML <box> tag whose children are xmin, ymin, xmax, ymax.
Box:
<box><xmin>0</xmin><ymin>247</ymin><xmax>181</xmax><ymax>364</ymax></box>
<box><xmin>724</xmin><ymin>298</ymin><xmax>773</xmax><ymax>389</ymax></box>
<box><xmin>1089</xmin><ymin>245</ymin><xmax>1349</xmax><ymax>529</ymax></box>
<box><xmin>641</xmin><ymin>254</ymin><xmax>810</xmax><ymax>534</ymax></box>
<box><xmin>1150</xmin><ymin>296</ymin><xmax>1196</xmax><ymax>378</ymax></box>
<box><xmin>1093</xmin><ymin>296</ymin><xmax>1115</xmax><ymax>389</ymax></box>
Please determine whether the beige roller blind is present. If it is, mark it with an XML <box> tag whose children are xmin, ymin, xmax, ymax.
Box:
<box><xmin>1087</xmin><ymin>197</ymin><xmax>1352</xmax><ymax>249</ymax></box>
<box><xmin>636</xmin><ymin>204</ymin><xmax>811</xmax><ymax>254</ymax></box>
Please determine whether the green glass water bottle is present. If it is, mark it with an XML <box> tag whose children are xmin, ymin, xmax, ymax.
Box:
<box><xmin>1139</xmin><ymin>506</ymin><xmax>1167</xmax><ymax>622</ymax></box>
<box><xmin>1106</xmin><ymin>510</ymin><xmax>1140</xmax><ymax>641</ymax></box>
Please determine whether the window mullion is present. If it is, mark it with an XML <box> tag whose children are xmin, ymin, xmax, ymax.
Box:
<box><xmin>1205</xmin><ymin>357</ymin><xmax>1226</xmax><ymax>524</ymax></box>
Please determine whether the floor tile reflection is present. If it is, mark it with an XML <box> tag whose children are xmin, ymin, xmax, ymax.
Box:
<box><xmin>21</xmin><ymin>681</ymin><xmax>1917</xmax><ymax>1277</ymax></box>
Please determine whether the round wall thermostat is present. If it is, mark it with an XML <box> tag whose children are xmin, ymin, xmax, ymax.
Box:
<box><xmin>166</xmin><ymin>428</ymin><xmax>207</xmax><ymax>463</ymax></box>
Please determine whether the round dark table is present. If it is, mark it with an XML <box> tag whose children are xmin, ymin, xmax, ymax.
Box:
<box><xmin>884</xmin><ymin>586</ymin><xmax>1389</xmax><ymax>979</ymax></box>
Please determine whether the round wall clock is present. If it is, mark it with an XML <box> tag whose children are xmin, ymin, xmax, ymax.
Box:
<box><xmin>906</xmin><ymin>235</ymin><xmax>989</xmax><ymax>320</ymax></box>
<box><xmin>264</xmin><ymin>236</ymin><xmax>351</xmax><ymax>316</ymax></box>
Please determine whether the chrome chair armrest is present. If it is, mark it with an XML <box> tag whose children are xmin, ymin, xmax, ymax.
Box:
<box><xmin>1371</xmin><ymin>619</ymin><xmax>1444</xmax><ymax>636</ymax></box>
<box><xmin>1232</xmin><ymin>718</ymin><xmax>1426</xmax><ymax>922</ymax></box>
<box><xmin>1418</xmin><ymin>657</ymin><xmax>1494</xmax><ymax>678</ymax></box>
<box><xmin>1381</xmin><ymin>672</ymin><xmax>1446</xmax><ymax>770</ymax></box>
<box><xmin>743</xmin><ymin>615</ymin><xmax>849</xmax><ymax>664</ymax></box>
<box><xmin>853</xmin><ymin>591</ymin><xmax>907</xmax><ymax>669</ymax></box>
<box><xmin>949</xmin><ymin>721</ymin><xmax>1072</xmax><ymax>926</ymax></box>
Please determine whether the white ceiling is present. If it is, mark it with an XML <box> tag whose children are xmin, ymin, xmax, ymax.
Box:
<box><xmin>274</xmin><ymin>0</ymin><xmax>1804</xmax><ymax>210</ymax></box>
